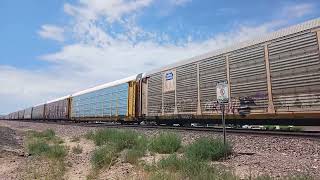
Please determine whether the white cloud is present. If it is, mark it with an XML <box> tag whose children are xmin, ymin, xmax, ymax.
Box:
<box><xmin>38</xmin><ymin>24</ymin><xmax>65</xmax><ymax>42</ymax></box>
<box><xmin>0</xmin><ymin>65</ymin><xmax>82</xmax><ymax>113</ymax></box>
<box><xmin>1</xmin><ymin>1</ymin><xmax>315</xmax><ymax>114</ymax></box>
<box><xmin>64</xmin><ymin>0</ymin><xmax>153</xmax><ymax>23</ymax></box>
<box><xmin>282</xmin><ymin>3</ymin><xmax>314</xmax><ymax>18</ymax></box>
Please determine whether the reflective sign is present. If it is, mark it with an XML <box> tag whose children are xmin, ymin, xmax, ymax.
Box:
<box><xmin>216</xmin><ymin>81</ymin><xmax>229</xmax><ymax>103</ymax></box>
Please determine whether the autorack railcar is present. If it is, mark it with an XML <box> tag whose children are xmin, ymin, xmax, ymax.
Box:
<box><xmin>70</xmin><ymin>75</ymin><xmax>142</xmax><ymax>122</ymax></box>
<box><xmin>31</xmin><ymin>104</ymin><xmax>45</xmax><ymax>120</ymax></box>
<box><xmin>141</xmin><ymin>18</ymin><xmax>320</xmax><ymax>125</ymax></box>
<box><xmin>24</xmin><ymin>107</ymin><xmax>33</xmax><ymax>120</ymax></box>
<box><xmin>45</xmin><ymin>96</ymin><xmax>71</xmax><ymax>120</ymax></box>
<box><xmin>18</xmin><ymin>110</ymin><xmax>25</xmax><ymax>120</ymax></box>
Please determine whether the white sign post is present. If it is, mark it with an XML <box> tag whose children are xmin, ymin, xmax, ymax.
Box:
<box><xmin>216</xmin><ymin>81</ymin><xmax>229</xmax><ymax>155</ymax></box>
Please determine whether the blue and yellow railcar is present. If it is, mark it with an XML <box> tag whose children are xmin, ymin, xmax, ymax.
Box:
<box><xmin>70</xmin><ymin>75</ymin><xmax>140</xmax><ymax>122</ymax></box>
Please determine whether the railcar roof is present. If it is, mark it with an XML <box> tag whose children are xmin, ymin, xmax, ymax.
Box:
<box><xmin>146</xmin><ymin>17</ymin><xmax>320</xmax><ymax>76</ymax></box>
<box><xmin>46</xmin><ymin>95</ymin><xmax>72</xmax><ymax>104</ymax></box>
<box><xmin>33</xmin><ymin>103</ymin><xmax>45</xmax><ymax>107</ymax></box>
<box><xmin>71</xmin><ymin>75</ymin><xmax>138</xmax><ymax>97</ymax></box>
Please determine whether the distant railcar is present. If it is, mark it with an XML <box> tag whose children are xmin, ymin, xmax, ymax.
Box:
<box><xmin>45</xmin><ymin>96</ymin><xmax>71</xmax><ymax>120</ymax></box>
<box><xmin>13</xmin><ymin>112</ymin><xmax>19</xmax><ymax>120</ymax></box>
<box><xmin>70</xmin><ymin>75</ymin><xmax>140</xmax><ymax>122</ymax></box>
<box><xmin>31</xmin><ymin>104</ymin><xmax>45</xmax><ymax>119</ymax></box>
<box><xmin>18</xmin><ymin>110</ymin><xmax>25</xmax><ymax>119</ymax></box>
<box><xmin>24</xmin><ymin>107</ymin><xmax>33</xmax><ymax>120</ymax></box>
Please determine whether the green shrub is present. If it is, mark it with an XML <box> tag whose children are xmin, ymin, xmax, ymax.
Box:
<box><xmin>27</xmin><ymin>140</ymin><xmax>66</xmax><ymax>160</ymax></box>
<box><xmin>27</xmin><ymin>140</ymin><xmax>50</xmax><ymax>156</ymax></box>
<box><xmin>72</xmin><ymin>144</ymin><xmax>83</xmax><ymax>154</ymax></box>
<box><xmin>27</xmin><ymin>129</ymin><xmax>66</xmax><ymax>160</ymax></box>
<box><xmin>88</xmin><ymin>129</ymin><xmax>148</xmax><ymax>171</ymax></box>
<box><xmin>158</xmin><ymin>154</ymin><xmax>183</xmax><ymax>172</ymax></box>
<box><xmin>124</xmin><ymin>149</ymin><xmax>144</xmax><ymax>164</ymax></box>
<box><xmin>25</xmin><ymin>129</ymin><xmax>67</xmax><ymax>179</ymax></box>
<box><xmin>286</xmin><ymin>174</ymin><xmax>314</xmax><ymax>180</ymax></box>
<box><xmin>85</xmin><ymin>131</ymin><xmax>95</xmax><ymax>140</ymax></box>
<box><xmin>28</xmin><ymin>129</ymin><xmax>64</xmax><ymax>144</ymax></box>
<box><xmin>153</xmin><ymin>154</ymin><xmax>237</xmax><ymax>180</ymax></box>
<box><xmin>185</xmin><ymin>138</ymin><xmax>232</xmax><ymax>161</ymax></box>
<box><xmin>88</xmin><ymin>129</ymin><xmax>147</xmax><ymax>153</ymax></box>
<box><xmin>91</xmin><ymin>145</ymin><xmax>117</xmax><ymax>169</ymax></box>
<box><xmin>149</xmin><ymin>133</ymin><xmax>181</xmax><ymax>154</ymax></box>
<box><xmin>46</xmin><ymin>144</ymin><xmax>67</xmax><ymax>159</ymax></box>
<box><xmin>150</xmin><ymin>170</ymin><xmax>180</xmax><ymax>180</ymax></box>
<box><xmin>28</xmin><ymin>129</ymin><xmax>56</xmax><ymax>140</ymax></box>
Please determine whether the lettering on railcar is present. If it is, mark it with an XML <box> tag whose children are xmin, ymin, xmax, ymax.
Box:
<box><xmin>163</xmin><ymin>70</ymin><xmax>176</xmax><ymax>92</ymax></box>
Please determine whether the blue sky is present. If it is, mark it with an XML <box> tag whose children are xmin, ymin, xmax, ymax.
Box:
<box><xmin>0</xmin><ymin>0</ymin><xmax>319</xmax><ymax>114</ymax></box>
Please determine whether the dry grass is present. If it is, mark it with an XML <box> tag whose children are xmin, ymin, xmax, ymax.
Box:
<box><xmin>24</xmin><ymin>129</ymin><xmax>67</xmax><ymax>179</ymax></box>
<box><xmin>72</xmin><ymin>144</ymin><xmax>83</xmax><ymax>154</ymax></box>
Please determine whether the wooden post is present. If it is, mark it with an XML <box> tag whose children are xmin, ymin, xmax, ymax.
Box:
<box><xmin>196</xmin><ymin>63</ymin><xmax>202</xmax><ymax>115</ymax></box>
<box><xmin>264</xmin><ymin>44</ymin><xmax>275</xmax><ymax>113</ymax></box>
<box><xmin>225</xmin><ymin>55</ymin><xmax>231</xmax><ymax>113</ymax></box>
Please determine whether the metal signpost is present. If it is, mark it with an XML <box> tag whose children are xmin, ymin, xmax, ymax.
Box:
<box><xmin>216</xmin><ymin>81</ymin><xmax>229</xmax><ymax>148</ymax></box>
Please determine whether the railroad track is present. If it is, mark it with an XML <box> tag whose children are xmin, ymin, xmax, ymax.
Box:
<box><xmin>3</xmin><ymin>119</ymin><xmax>320</xmax><ymax>138</ymax></box>
<box><xmin>87</xmin><ymin>124</ymin><xmax>320</xmax><ymax>138</ymax></box>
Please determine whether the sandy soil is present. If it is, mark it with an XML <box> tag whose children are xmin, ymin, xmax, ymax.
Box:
<box><xmin>64</xmin><ymin>137</ymin><xmax>96</xmax><ymax>179</ymax></box>
<box><xmin>0</xmin><ymin>120</ymin><xmax>319</xmax><ymax>179</ymax></box>
<box><xmin>0</xmin><ymin>126</ymin><xmax>27</xmax><ymax>180</ymax></box>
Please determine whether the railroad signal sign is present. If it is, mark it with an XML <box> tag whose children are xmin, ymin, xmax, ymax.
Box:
<box><xmin>216</xmin><ymin>81</ymin><xmax>229</xmax><ymax>103</ymax></box>
<box><xmin>216</xmin><ymin>81</ymin><xmax>229</xmax><ymax>158</ymax></box>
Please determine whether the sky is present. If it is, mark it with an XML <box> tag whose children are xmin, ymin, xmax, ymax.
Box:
<box><xmin>0</xmin><ymin>0</ymin><xmax>319</xmax><ymax>114</ymax></box>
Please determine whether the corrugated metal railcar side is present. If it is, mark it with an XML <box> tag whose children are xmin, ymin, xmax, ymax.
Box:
<box><xmin>71</xmin><ymin>75</ymin><xmax>138</xmax><ymax>121</ymax></box>
<box><xmin>14</xmin><ymin>112</ymin><xmax>19</xmax><ymax>120</ymax></box>
<box><xmin>268</xmin><ymin>29</ymin><xmax>320</xmax><ymax>113</ymax></box>
<box><xmin>24</xmin><ymin>108</ymin><xmax>33</xmax><ymax>119</ymax></box>
<box><xmin>72</xmin><ymin>83</ymin><xmax>128</xmax><ymax>120</ymax></box>
<box><xmin>143</xmin><ymin>18</ymin><xmax>320</xmax><ymax>124</ymax></box>
<box><xmin>18</xmin><ymin>110</ymin><xmax>25</xmax><ymax>119</ymax></box>
<box><xmin>45</xmin><ymin>97</ymin><xmax>70</xmax><ymax>120</ymax></box>
<box><xmin>31</xmin><ymin>104</ymin><xmax>45</xmax><ymax>119</ymax></box>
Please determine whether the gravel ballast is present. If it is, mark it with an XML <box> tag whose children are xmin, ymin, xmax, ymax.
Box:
<box><xmin>0</xmin><ymin>120</ymin><xmax>319</xmax><ymax>179</ymax></box>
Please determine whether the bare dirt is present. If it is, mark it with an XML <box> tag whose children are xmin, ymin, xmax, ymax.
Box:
<box><xmin>64</xmin><ymin>137</ymin><xmax>96</xmax><ymax>179</ymax></box>
<box><xmin>0</xmin><ymin>126</ymin><xmax>27</xmax><ymax>180</ymax></box>
<box><xmin>0</xmin><ymin>120</ymin><xmax>319</xmax><ymax>179</ymax></box>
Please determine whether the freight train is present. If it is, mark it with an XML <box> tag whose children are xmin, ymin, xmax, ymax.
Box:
<box><xmin>3</xmin><ymin>18</ymin><xmax>320</xmax><ymax>125</ymax></box>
